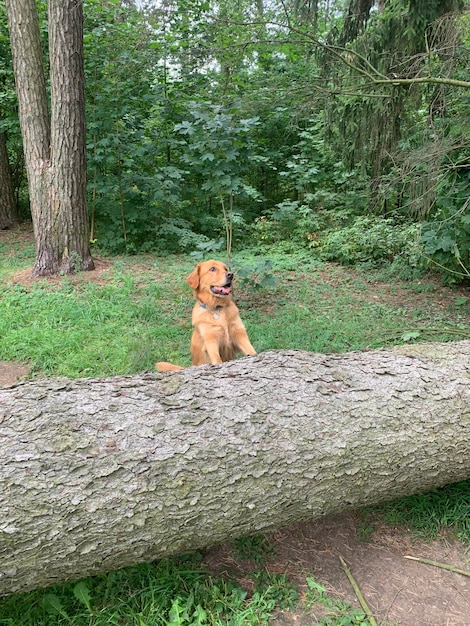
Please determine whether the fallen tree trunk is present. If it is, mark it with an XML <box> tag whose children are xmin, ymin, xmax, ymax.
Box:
<box><xmin>1</xmin><ymin>341</ymin><xmax>469</xmax><ymax>596</ymax></box>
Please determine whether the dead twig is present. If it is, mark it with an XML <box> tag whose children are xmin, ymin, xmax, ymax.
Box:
<box><xmin>404</xmin><ymin>555</ymin><xmax>470</xmax><ymax>578</ymax></box>
<box><xmin>339</xmin><ymin>556</ymin><xmax>378</xmax><ymax>626</ymax></box>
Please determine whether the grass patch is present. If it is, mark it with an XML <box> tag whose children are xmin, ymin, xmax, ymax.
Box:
<box><xmin>0</xmin><ymin>556</ymin><xmax>286</xmax><ymax>626</ymax></box>
<box><xmin>232</xmin><ymin>535</ymin><xmax>276</xmax><ymax>564</ymax></box>
<box><xmin>1</xmin><ymin>244</ymin><xmax>469</xmax><ymax>376</ymax></box>
<box><xmin>364</xmin><ymin>480</ymin><xmax>470</xmax><ymax>545</ymax></box>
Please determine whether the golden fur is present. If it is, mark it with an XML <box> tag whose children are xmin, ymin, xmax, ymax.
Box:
<box><xmin>156</xmin><ymin>260</ymin><xmax>256</xmax><ymax>372</ymax></box>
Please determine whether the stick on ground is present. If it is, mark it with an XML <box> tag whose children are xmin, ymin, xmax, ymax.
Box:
<box><xmin>404</xmin><ymin>555</ymin><xmax>470</xmax><ymax>578</ymax></box>
<box><xmin>339</xmin><ymin>555</ymin><xmax>378</xmax><ymax>626</ymax></box>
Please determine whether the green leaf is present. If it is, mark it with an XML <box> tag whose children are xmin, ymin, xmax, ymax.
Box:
<box><xmin>306</xmin><ymin>577</ymin><xmax>326</xmax><ymax>595</ymax></box>
<box><xmin>42</xmin><ymin>593</ymin><xmax>68</xmax><ymax>618</ymax></box>
<box><xmin>73</xmin><ymin>581</ymin><xmax>92</xmax><ymax>611</ymax></box>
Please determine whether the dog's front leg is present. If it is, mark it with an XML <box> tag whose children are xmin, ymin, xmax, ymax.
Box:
<box><xmin>203</xmin><ymin>329</ymin><xmax>225</xmax><ymax>364</ymax></box>
<box><xmin>233</xmin><ymin>327</ymin><xmax>256</xmax><ymax>357</ymax></box>
<box><xmin>191</xmin><ymin>327</ymin><xmax>223</xmax><ymax>365</ymax></box>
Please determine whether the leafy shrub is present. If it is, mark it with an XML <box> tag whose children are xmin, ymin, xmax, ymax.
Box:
<box><xmin>421</xmin><ymin>206</ymin><xmax>470</xmax><ymax>283</ymax></box>
<box><xmin>319</xmin><ymin>216</ymin><xmax>422</xmax><ymax>270</ymax></box>
<box><xmin>232</xmin><ymin>257</ymin><xmax>276</xmax><ymax>290</ymax></box>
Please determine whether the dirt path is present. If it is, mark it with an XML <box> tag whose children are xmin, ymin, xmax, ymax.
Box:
<box><xmin>204</xmin><ymin>513</ymin><xmax>470</xmax><ymax>626</ymax></box>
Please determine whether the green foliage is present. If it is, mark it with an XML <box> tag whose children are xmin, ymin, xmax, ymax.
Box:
<box><xmin>232</xmin><ymin>535</ymin><xmax>275</xmax><ymax>564</ymax></box>
<box><xmin>174</xmin><ymin>101</ymin><xmax>263</xmax><ymax>257</ymax></box>
<box><xmin>84</xmin><ymin>0</ymin><xmax>161</xmax><ymax>252</ymax></box>
<box><xmin>319</xmin><ymin>216</ymin><xmax>423</xmax><ymax>273</ymax></box>
<box><xmin>365</xmin><ymin>480</ymin><xmax>470</xmax><ymax>544</ymax></box>
<box><xmin>305</xmin><ymin>577</ymin><xmax>375</xmax><ymax>626</ymax></box>
<box><xmin>4</xmin><ymin>0</ymin><xmax>469</xmax><ymax>279</ymax></box>
<box><xmin>232</xmin><ymin>257</ymin><xmax>276</xmax><ymax>291</ymax></box>
<box><xmin>421</xmin><ymin>199</ymin><xmax>470</xmax><ymax>283</ymax></box>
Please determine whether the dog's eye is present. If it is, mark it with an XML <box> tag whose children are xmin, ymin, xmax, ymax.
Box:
<box><xmin>209</xmin><ymin>266</ymin><xmax>217</xmax><ymax>272</ymax></box>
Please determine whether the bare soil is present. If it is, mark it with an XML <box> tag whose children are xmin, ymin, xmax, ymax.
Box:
<box><xmin>0</xmin><ymin>361</ymin><xmax>31</xmax><ymax>387</ymax></box>
<box><xmin>204</xmin><ymin>514</ymin><xmax>470</xmax><ymax>626</ymax></box>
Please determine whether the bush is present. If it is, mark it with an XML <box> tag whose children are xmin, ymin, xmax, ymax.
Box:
<box><xmin>421</xmin><ymin>207</ymin><xmax>470</xmax><ymax>284</ymax></box>
<box><xmin>319</xmin><ymin>216</ymin><xmax>423</xmax><ymax>270</ymax></box>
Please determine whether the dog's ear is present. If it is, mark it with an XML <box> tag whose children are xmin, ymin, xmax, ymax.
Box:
<box><xmin>186</xmin><ymin>264</ymin><xmax>200</xmax><ymax>290</ymax></box>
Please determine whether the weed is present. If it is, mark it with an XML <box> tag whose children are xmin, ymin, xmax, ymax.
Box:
<box><xmin>232</xmin><ymin>257</ymin><xmax>276</xmax><ymax>291</ymax></box>
<box><xmin>232</xmin><ymin>535</ymin><xmax>275</xmax><ymax>564</ymax></box>
<box><xmin>252</xmin><ymin>570</ymin><xmax>298</xmax><ymax>611</ymax></box>
<box><xmin>305</xmin><ymin>577</ymin><xmax>375</xmax><ymax>625</ymax></box>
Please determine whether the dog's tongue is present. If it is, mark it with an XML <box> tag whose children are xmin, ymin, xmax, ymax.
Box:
<box><xmin>212</xmin><ymin>285</ymin><xmax>230</xmax><ymax>296</ymax></box>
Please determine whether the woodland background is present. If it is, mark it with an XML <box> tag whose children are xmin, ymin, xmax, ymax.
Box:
<box><xmin>0</xmin><ymin>0</ymin><xmax>469</xmax><ymax>282</ymax></box>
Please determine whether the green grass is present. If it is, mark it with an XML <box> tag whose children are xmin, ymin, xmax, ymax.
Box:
<box><xmin>1</xmin><ymin>246</ymin><xmax>469</xmax><ymax>376</ymax></box>
<box><xmin>0</xmin><ymin>264</ymin><xmax>193</xmax><ymax>376</ymax></box>
<box><xmin>0</xmin><ymin>556</ymin><xmax>280</xmax><ymax>626</ymax></box>
<box><xmin>1</xmin><ymin>238</ymin><xmax>469</xmax><ymax>625</ymax></box>
<box><xmin>364</xmin><ymin>480</ymin><xmax>470</xmax><ymax>545</ymax></box>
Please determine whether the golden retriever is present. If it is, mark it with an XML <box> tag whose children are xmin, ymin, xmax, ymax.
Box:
<box><xmin>156</xmin><ymin>260</ymin><xmax>256</xmax><ymax>371</ymax></box>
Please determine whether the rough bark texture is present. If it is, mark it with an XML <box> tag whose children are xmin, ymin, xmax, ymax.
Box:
<box><xmin>0</xmin><ymin>130</ymin><xmax>18</xmax><ymax>229</ymax></box>
<box><xmin>1</xmin><ymin>342</ymin><xmax>469</xmax><ymax>597</ymax></box>
<box><xmin>5</xmin><ymin>0</ymin><xmax>93</xmax><ymax>276</ymax></box>
<box><xmin>5</xmin><ymin>0</ymin><xmax>51</xmax><ymax>231</ymax></box>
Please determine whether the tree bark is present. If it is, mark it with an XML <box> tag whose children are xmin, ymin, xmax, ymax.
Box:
<box><xmin>1</xmin><ymin>342</ymin><xmax>469</xmax><ymax>597</ymax></box>
<box><xmin>5</xmin><ymin>0</ymin><xmax>94</xmax><ymax>276</ymax></box>
<box><xmin>0</xmin><ymin>130</ymin><xmax>18</xmax><ymax>229</ymax></box>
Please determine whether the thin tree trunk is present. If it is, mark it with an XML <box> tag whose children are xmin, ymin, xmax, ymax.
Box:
<box><xmin>1</xmin><ymin>341</ymin><xmax>469</xmax><ymax>597</ymax></box>
<box><xmin>0</xmin><ymin>130</ymin><xmax>17</xmax><ymax>229</ymax></box>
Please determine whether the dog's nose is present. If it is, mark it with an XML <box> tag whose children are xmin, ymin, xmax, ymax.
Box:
<box><xmin>226</xmin><ymin>272</ymin><xmax>233</xmax><ymax>281</ymax></box>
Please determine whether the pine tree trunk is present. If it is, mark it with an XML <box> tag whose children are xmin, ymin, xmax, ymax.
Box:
<box><xmin>5</xmin><ymin>0</ymin><xmax>93</xmax><ymax>276</ymax></box>
<box><xmin>4</xmin><ymin>0</ymin><xmax>50</xmax><ymax>236</ymax></box>
<box><xmin>1</xmin><ymin>342</ymin><xmax>469</xmax><ymax>597</ymax></box>
<box><xmin>0</xmin><ymin>130</ymin><xmax>18</xmax><ymax>229</ymax></box>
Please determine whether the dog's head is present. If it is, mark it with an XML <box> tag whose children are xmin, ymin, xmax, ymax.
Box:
<box><xmin>187</xmin><ymin>260</ymin><xmax>234</xmax><ymax>305</ymax></box>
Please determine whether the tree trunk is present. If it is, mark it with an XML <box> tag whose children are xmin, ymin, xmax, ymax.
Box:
<box><xmin>1</xmin><ymin>342</ymin><xmax>469</xmax><ymax>597</ymax></box>
<box><xmin>0</xmin><ymin>130</ymin><xmax>18</xmax><ymax>229</ymax></box>
<box><xmin>5</xmin><ymin>0</ymin><xmax>94</xmax><ymax>276</ymax></box>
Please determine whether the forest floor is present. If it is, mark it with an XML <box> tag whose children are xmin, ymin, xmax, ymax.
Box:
<box><xmin>1</xmin><ymin>227</ymin><xmax>470</xmax><ymax>626</ymax></box>
<box><xmin>204</xmin><ymin>514</ymin><xmax>470</xmax><ymax>626</ymax></box>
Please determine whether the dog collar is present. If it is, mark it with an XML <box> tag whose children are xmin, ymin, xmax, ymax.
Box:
<box><xmin>199</xmin><ymin>301</ymin><xmax>222</xmax><ymax>319</ymax></box>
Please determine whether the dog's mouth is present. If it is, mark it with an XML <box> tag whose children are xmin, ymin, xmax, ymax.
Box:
<box><xmin>210</xmin><ymin>283</ymin><xmax>232</xmax><ymax>296</ymax></box>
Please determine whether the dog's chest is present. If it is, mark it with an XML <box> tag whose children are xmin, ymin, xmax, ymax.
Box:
<box><xmin>213</xmin><ymin>309</ymin><xmax>239</xmax><ymax>345</ymax></box>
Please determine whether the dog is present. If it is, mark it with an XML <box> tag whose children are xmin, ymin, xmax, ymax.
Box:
<box><xmin>156</xmin><ymin>260</ymin><xmax>256</xmax><ymax>371</ymax></box>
